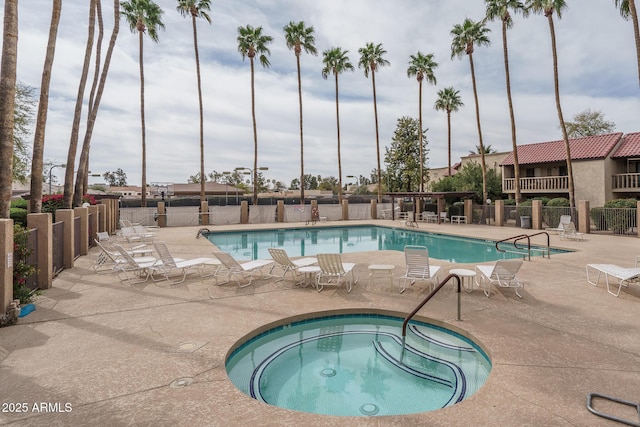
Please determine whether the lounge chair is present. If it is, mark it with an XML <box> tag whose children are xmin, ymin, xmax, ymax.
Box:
<box><xmin>151</xmin><ymin>241</ymin><xmax>220</xmax><ymax>285</ymax></box>
<box><xmin>267</xmin><ymin>248</ymin><xmax>317</xmax><ymax>281</ymax></box>
<box><xmin>93</xmin><ymin>238</ymin><xmax>154</xmax><ymax>274</ymax></box>
<box><xmin>212</xmin><ymin>251</ymin><xmax>274</xmax><ymax>288</ymax></box>
<box><xmin>316</xmin><ymin>253</ymin><xmax>357</xmax><ymax>293</ymax></box>
<box><xmin>545</xmin><ymin>215</ymin><xmax>572</xmax><ymax>234</ymax></box>
<box><xmin>398</xmin><ymin>245</ymin><xmax>441</xmax><ymax>293</ymax></box>
<box><xmin>559</xmin><ymin>222</ymin><xmax>583</xmax><ymax>241</ymax></box>
<box><xmin>112</xmin><ymin>244</ymin><xmax>159</xmax><ymax>285</ymax></box>
<box><xmin>440</xmin><ymin>212</ymin><xmax>449</xmax><ymax>223</ymax></box>
<box><xmin>586</xmin><ymin>263</ymin><xmax>640</xmax><ymax>296</ymax></box>
<box><xmin>475</xmin><ymin>259</ymin><xmax>524</xmax><ymax>298</ymax></box>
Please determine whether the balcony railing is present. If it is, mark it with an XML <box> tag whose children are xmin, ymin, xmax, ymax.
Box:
<box><xmin>503</xmin><ymin>176</ymin><xmax>569</xmax><ymax>193</ymax></box>
<box><xmin>612</xmin><ymin>173</ymin><xmax>640</xmax><ymax>191</ymax></box>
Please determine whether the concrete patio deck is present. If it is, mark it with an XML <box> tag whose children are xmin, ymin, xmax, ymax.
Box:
<box><xmin>1</xmin><ymin>220</ymin><xmax>639</xmax><ymax>426</ymax></box>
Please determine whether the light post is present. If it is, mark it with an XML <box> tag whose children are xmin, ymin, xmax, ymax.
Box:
<box><xmin>234</xmin><ymin>166</ymin><xmax>268</xmax><ymax>204</ymax></box>
<box><xmin>48</xmin><ymin>163</ymin><xmax>66</xmax><ymax>194</ymax></box>
<box><xmin>346</xmin><ymin>175</ymin><xmax>358</xmax><ymax>194</ymax></box>
<box><xmin>222</xmin><ymin>171</ymin><xmax>231</xmax><ymax>204</ymax></box>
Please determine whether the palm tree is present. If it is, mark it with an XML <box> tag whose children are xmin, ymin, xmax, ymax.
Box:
<box><xmin>63</xmin><ymin>0</ymin><xmax>97</xmax><ymax>209</ymax></box>
<box><xmin>283</xmin><ymin>21</ymin><xmax>317</xmax><ymax>205</ymax></box>
<box><xmin>526</xmin><ymin>0</ymin><xmax>575</xmax><ymax>208</ymax></box>
<box><xmin>322</xmin><ymin>47</ymin><xmax>354</xmax><ymax>204</ymax></box>
<box><xmin>614</xmin><ymin>0</ymin><xmax>640</xmax><ymax>87</ymax></box>
<box><xmin>485</xmin><ymin>0</ymin><xmax>527</xmax><ymax>206</ymax></box>
<box><xmin>122</xmin><ymin>0</ymin><xmax>164</xmax><ymax>208</ymax></box>
<box><xmin>237</xmin><ymin>24</ymin><xmax>273</xmax><ymax>206</ymax></box>
<box><xmin>434</xmin><ymin>87</ymin><xmax>464</xmax><ymax>177</ymax></box>
<box><xmin>358</xmin><ymin>42</ymin><xmax>390</xmax><ymax>203</ymax></box>
<box><xmin>0</xmin><ymin>0</ymin><xmax>18</xmax><ymax>218</ymax></box>
<box><xmin>451</xmin><ymin>18</ymin><xmax>491</xmax><ymax>206</ymax></box>
<box><xmin>407</xmin><ymin>52</ymin><xmax>438</xmax><ymax>192</ymax></box>
<box><xmin>29</xmin><ymin>0</ymin><xmax>61</xmax><ymax>213</ymax></box>
<box><xmin>177</xmin><ymin>0</ymin><xmax>211</xmax><ymax>203</ymax></box>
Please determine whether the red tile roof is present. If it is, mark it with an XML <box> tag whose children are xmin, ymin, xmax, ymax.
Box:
<box><xmin>500</xmin><ymin>132</ymin><xmax>623</xmax><ymax>166</ymax></box>
<box><xmin>611</xmin><ymin>132</ymin><xmax>640</xmax><ymax>158</ymax></box>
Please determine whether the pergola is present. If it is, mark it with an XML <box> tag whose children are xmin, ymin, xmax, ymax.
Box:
<box><xmin>384</xmin><ymin>191</ymin><xmax>476</xmax><ymax>222</ymax></box>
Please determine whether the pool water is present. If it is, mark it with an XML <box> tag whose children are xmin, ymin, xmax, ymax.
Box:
<box><xmin>206</xmin><ymin>225</ymin><xmax>566</xmax><ymax>263</ymax></box>
<box><xmin>226</xmin><ymin>313</ymin><xmax>491</xmax><ymax>416</ymax></box>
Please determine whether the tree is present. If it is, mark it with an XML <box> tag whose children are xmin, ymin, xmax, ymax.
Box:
<box><xmin>485</xmin><ymin>0</ymin><xmax>527</xmax><ymax>206</ymax></box>
<box><xmin>358</xmin><ymin>42</ymin><xmax>390</xmax><ymax>203</ymax></box>
<box><xmin>12</xmin><ymin>83</ymin><xmax>36</xmax><ymax>184</ymax></box>
<box><xmin>103</xmin><ymin>168</ymin><xmax>127</xmax><ymax>186</ymax></box>
<box><xmin>526</xmin><ymin>0</ymin><xmax>575</xmax><ymax>208</ymax></box>
<box><xmin>29</xmin><ymin>0</ymin><xmax>61</xmax><ymax>213</ymax></box>
<box><xmin>73</xmin><ymin>0</ymin><xmax>121</xmax><ymax>208</ymax></box>
<box><xmin>407</xmin><ymin>51</ymin><xmax>438</xmax><ymax>192</ymax></box>
<box><xmin>121</xmin><ymin>0</ymin><xmax>165</xmax><ymax>208</ymax></box>
<box><xmin>0</xmin><ymin>0</ymin><xmax>18</xmax><ymax>219</ymax></box>
<box><xmin>177</xmin><ymin>0</ymin><xmax>212</xmax><ymax>203</ymax></box>
<box><xmin>451</xmin><ymin>18</ymin><xmax>491</xmax><ymax>205</ymax></box>
<box><xmin>469</xmin><ymin>144</ymin><xmax>497</xmax><ymax>154</ymax></box>
<box><xmin>565</xmin><ymin>108</ymin><xmax>616</xmax><ymax>138</ymax></box>
<box><xmin>322</xmin><ymin>47</ymin><xmax>354</xmax><ymax>204</ymax></box>
<box><xmin>431</xmin><ymin>162</ymin><xmax>503</xmax><ymax>203</ymax></box>
<box><xmin>283</xmin><ymin>21</ymin><xmax>317</xmax><ymax>204</ymax></box>
<box><xmin>434</xmin><ymin>87</ymin><xmax>464</xmax><ymax>177</ymax></box>
<box><xmin>614</xmin><ymin>0</ymin><xmax>640</xmax><ymax>87</ymax></box>
<box><xmin>384</xmin><ymin>117</ymin><xmax>428</xmax><ymax>193</ymax></box>
<box><xmin>237</xmin><ymin>24</ymin><xmax>273</xmax><ymax>206</ymax></box>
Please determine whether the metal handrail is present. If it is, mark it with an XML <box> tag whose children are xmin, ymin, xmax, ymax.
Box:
<box><xmin>400</xmin><ymin>274</ymin><xmax>462</xmax><ymax>364</ymax></box>
<box><xmin>586</xmin><ymin>393</ymin><xmax>640</xmax><ymax>427</ymax></box>
<box><xmin>495</xmin><ymin>231</ymin><xmax>551</xmax><ymax>261</ymax></box>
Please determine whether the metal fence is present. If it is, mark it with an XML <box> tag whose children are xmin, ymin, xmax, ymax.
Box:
<box><xmin>74</xmin><ymin>216</ymin><xmax>81</xmax><ymax>259</ymax></box>
<box><xmin>589</xmin><ymin>207</ymin><xmax>637</xmax><ymax>236</ymax></box>
<box><xmin>52</xmin><ymin>221</ymin><xmax>64</xmax><ymax>275</ymax></box>
<box><xmin>25</xmin><ymin>229</ymin><xmax>38</xmax><ymax>290</ymax></box>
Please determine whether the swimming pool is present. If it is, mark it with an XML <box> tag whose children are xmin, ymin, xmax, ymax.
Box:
<box><xmin>226</xmin><ymin>312</ymin><xmax>491</xmax><ymax>416</ymax></box>
<box><xmin>205</xmin><ymin>225</ymin><xmax>566</xmax><ymax>263</ymax></box>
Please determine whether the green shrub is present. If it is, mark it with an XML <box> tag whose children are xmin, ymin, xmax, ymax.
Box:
<box><xmin>10</xmin><ymin>199</ymin><xmax>28</xmax><ymax>209</ymax></box>
<box><xmin>13</xmin><ymin>225</ymin><xmax>39</xmax><ymax>305</ymax></box>
<box><xmin>9</xmin><ymin>208</ymin><xmax>27</xmax><ymax>227</ymax></box>
<box><xmin>589</xmin><ymin>207</ymin><xmax>607</xmax><ymax>231</ymax></box>
<box><xmin>546</xmin><ymin>197</ymin><xmax>570</xmax><ymax>207</ymax></box>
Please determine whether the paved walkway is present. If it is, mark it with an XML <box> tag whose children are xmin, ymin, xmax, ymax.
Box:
<box><xmin>1</xmin><ymin>221</ymin><xmax>639</xmax><ymax>426</ymax></box>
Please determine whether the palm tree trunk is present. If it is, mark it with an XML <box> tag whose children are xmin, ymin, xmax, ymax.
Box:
<box><xmin>629</xmin><ymin>0</ymin><xmax>640</xmax><ymax>87</ymax></box>
<box><xmin>296</xmin><ymin>53</ymin><xmax>305</xmax><ymax>204</ymax></box>
<box><xmin>548</xmin><ymin>14</ymin><xmax>575</xmax><ymax>209</ymax></box>
<box><xmin>191</xmin><ymin>15</ymin><xmax>205</xmax><ymax>202</ymax></box>
<box><xmin>335</xmin><ymin>73</ymin><xmax>343</xmax><ymax>204</ymax></box>
<box><xmin>64</xmin><ymin>0</ymin><xmax>96</xmax><ymax>209</ymax></box>
<box><xmin>371</xmin><ymin>70</ymin><xmax>382</xmax><ymax>203</ymax></box>
<box><xmin>468</xmin><ymin>53</ymin><xmax>488</xmax><ymax>205</ymax></box>
<box><xmin>447</xmin><ymin>110</ymin><xmax>452</xmax><ymax>177</ymax></box>
<box><xmin>139</xmin><ymin>28</ymin><xmax>147</xmax><ymax>207</ymax></box>
<box><xmin>30</xmin><ymin>0</ymin><xmax>61</xmax><ymax>213</ymax></box>
<box><xmin>418</xmin><ymin>80</ymin><xmax>424</xmax><ymax>192</ymax></box>
<box><xmin>502</xmin><ymin>19</ymin><xmax>521</xmax><ymax>205</ymax></box>
<box><xmin>250</xmin><ymin>57</ymin><xmax>258</xmax><ymax>206</ymax></box>
<box><xmin>0</xmin><ymin>0</ymin><xmax>18</xmax><ymax>218</ymax></box>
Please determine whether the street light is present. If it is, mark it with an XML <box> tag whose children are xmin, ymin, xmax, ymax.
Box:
<box><xmin>48</xmin><ymin>163</ymin><xmax>66</xmax><ymax>194</ymax></box>
<box><xmin>222</xmin><ymin>171</ymin><xmax>231</xmax><ymax>204</ymax></box>
<box><xmin>346</xmin><ymin>175</ymin><xmax>358</xmax><ymax>194</ymax></box>
<box><xmin>234</xmin><ymin>166</ymin><xmax>269</xmax><ymax>204</ymax></box>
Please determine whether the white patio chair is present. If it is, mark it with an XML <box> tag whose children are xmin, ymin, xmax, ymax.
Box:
<box><xmin>559</xmin><ymin>222</ymin><xmax>584</xmax><ymax>241</ymax></box>
<box><xmin>267</xmin><ymin>248</ymin><xmax>317</xmax><ymax>281</ymax></box>
<box><xmin>316</xmin><ymin>253</ymin><xmax>357</xmax><ymax>293</ymax></box>
<box><xmin>545</xmin><ymin>215</ymin><xmax>572</xmax><ymax>234</ymax></box>
<box><xmin>475</xmin><ymin>259</ymin><xmax>524</xmax><ymax>298</ymax></box>
<box><xmin>212</xmin><ymin>251</ymin><xmax>274</xmax><ymax>288</ymax></box>
<box><xmin>398</xmin><ymin>245</ymin><xmax>441</xmax><ymax>293</ymax></box>
<box><xmin>586</xmin><ymin>263</ymin><xmax>640</xmax><ymax>296</ymax></box>
<box><xmin>93</xmin><ymin>239</ymin><xmax>154</xmax><ymax>274</ymax></box>
<box><xmin>112</xmin><ymin>244</ymin><xmax>159</xmax><ymax>285</ymax></box>
<box><xmin>151</xmin><ymin>241</ymin><xmax>220</xmax><ymax>285</ymax></box>
<box><xmin>440</xmin><ymin>212</ymin><xmax>449</xmax><ymax>222</ymax></box>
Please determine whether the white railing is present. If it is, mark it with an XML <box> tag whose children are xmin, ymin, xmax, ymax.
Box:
<box><xmin>503</xmin><ymin>176</ymin><xmax>569</xmax><ymax>192</ymax></box>
<box><xmin>612</xmin><ymin>173</ymin><xmax>640</xmax><ymax>190</ymax></box>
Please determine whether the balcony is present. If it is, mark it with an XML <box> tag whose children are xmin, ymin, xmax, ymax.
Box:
<box><xmin>503</xmin><ymin>176</ymin><xmax>569</xmax><ymax>193</ymax></box>
<box><xmin>612</xmin><ymin>173</ymin><xmax>640</xmax><ymax>192</ymax></box>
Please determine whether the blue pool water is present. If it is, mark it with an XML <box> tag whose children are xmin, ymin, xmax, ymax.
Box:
<box><xmin>206</xmin><ymin>225</ymin><xmax>566</xmax><ymax>263</ymax></box>
<box><xmin>226</xmin><ymin>313</ymin><xmax>491</xmax><ymax>416</ymax></box>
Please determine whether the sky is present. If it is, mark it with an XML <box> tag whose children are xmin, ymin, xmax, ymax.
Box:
<box><xmin>3</xmin><ymin>0</ymin><xmax>639</xmax><ymax>189</ymax></box>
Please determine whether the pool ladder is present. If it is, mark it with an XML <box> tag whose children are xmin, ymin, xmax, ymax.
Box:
<box><xmin>495</xmin><ymin>231</ymin><xmax>551</xmax><ymax>261</ymax></box>
<box><xmin>400</xmin><ymin>274</ymin><xmax>462</xmax><ymax>364</ymax></box>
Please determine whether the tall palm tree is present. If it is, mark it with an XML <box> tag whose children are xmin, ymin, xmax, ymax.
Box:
<box><xmin>407</xmin><ymin>52</ymin><xmax>438</xmax><ymax>192</ymax></box>
<box><xmin>322</xmin><ymin>47</ymin><xmax>354</xmax><ymax>204</ymax></box>
<box><xmin>526</xmin><ymin>0</ymin><xmax>575</xmax><ymax>208</ymax></box>
<box><xmin>122</xmin><ymin>0</ymin><xmax>164</xmax><ymax>208</ymax></box>
<box><xmin>177</xmin><ymin>0</ymin><xmax>211</xmax><ymax>203</ymax></box>
<box><xmin>29</xmin><ymin>0</ymin><xmax>61</xmax><ymax>213</ymax></box>
<box><xmin>485</xmin><ymin>0</ymin><xmax>527</xmax><ymax>206</ymax></box>
<box><xmin>283</xmin><ymin>21</ymin><xmax>317</xmax><ymax>205</ymax></box>
<box><xmin>614</xmin><ymin>0</ymin><xmax>640</xmax><ymax>87</ymax></box>
<box><xmin>237</xmin><ymin>24</ymin><xmax>273</xmax><ymax>206</ymax></box>
<box><xmin>451</xmin><ymin>18</ymin><xmax>491</xmax><ymax>206</ymax></box>
<box><xmin>434</xmin><ymin>87</ymin><xmax>464</xmax><ymax>177</ymax></box>
<box><xmin>63</xmin><ymin>0</ymin><xmax>96</xmax><ymax>209</ymax></box>
<box><xmin>0</xmin><ymin>0</ymin><xmax>18</xmax><ymax>218</ymax></box>
<box><xmin>358</xmin><ymin>42</ymin><xmax>390</xmax><ymax>203</ymax></box>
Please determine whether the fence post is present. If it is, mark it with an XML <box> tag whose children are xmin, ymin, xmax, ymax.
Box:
<box><xmin>55</xmin><ymin>209</ymin><xmax>75</xmax><ymax>269</ymax></box>
<box><xmin>88</xmin><ymin>205</ymin><xmax>99</xmax><ymax>245</ymax></box>
<box><xmin>240</xmin><ymin>201</ymin><xmax>249</xmax><ymax>224</ymax></box>
<box><xmin>578</xmin><ymin>200</ymin><xmax>590</xmax><ymax>234</ymax></box>
<box><xmin>157</xmin><ymin>202</ymin><xmax>166</xmax><ymax>227</ymax></box>
<box><xmin>277</xmin><ymin>200</ymin><xmax>284</xmax><ymax>222</ymax></box>
<box><xmin>342</xmin><ymin>200</ymin><xmax>349</xmax><ymax>220</ymax></box>
<box><xmin>73</xmin><ymin>207</ymin><xmax>89</xmax><ymax>256</ymax></box>
<box><xmin>532</xmin><ymin>200</ymin><xmax>543</xmax><ymax>230</ymax></box>
<box><xmin>0</xmin><ymin>219</ymin><xmax>13</xmax><ymax>315</ymax></box>
<box><xmin>371</xmin><ymin>199</ymin><xmax>378</xmax><ymax>220</ymax></box>
<box><xmin>27</xmin><ymin>213</ymin><xmax>53</xmax><ymax>289</ymax></box>
<box><xmin>494</xmin><ymin>200</ymin><xmax>504</xmax><ymax>226</ymax></box>
<box><xmin>97</xmin><ymin>204</ymin><xmax>106</xmax><ymax>232</ymax></box>
<box><xmin>464</xmin><ymin>199</ymin><xmax>473</xmax><ymax>224</ymax></box>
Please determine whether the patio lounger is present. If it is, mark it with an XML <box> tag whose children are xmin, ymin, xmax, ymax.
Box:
<box><xmin>316</xmin><ymin>253</ymin><xmax>357</xmax><ymax>293</ymax></box>
<box><xmin>586</xmin><ymin>264</ymin><xmax>640</xmax><ymax>297</ymax></box>
<box><xmin>475</xmin><ymin>259</ymin><xmax>524</xmax><ymax>298</ymax></box>
<box><xmin>112</xmin><ymin>244</ymin><xmax>160</xmax><ymax>285</ymax></box>
<box><xmin>93</xmin><ymin>239</ymin><xmax>154</xmax><ymax>274</ymax></box>
<box><xmin>151</xmin><ymin>241</ymin><xmax>220</xmax><ymax>285</ymax></box>
<box><xmin>212</xmin><ymin>251</ymin><xmax>274</xmax><ymax>288</ymax></box>
<box><xmin>545</xmin><ymin>215</ymin><xmax>572</xmax><ymax>234</ymax></box>
<box><xmin>267</xmin><ymin>248</ymin><xmax>317</xmax><ymax>281</ymax></box>
<box><xmin>398</xmin><ymin>245</ymin><xmax>441</xmax><ymax>293</ymax></box>
<box><xmin>559</xmin><ymin>222</ymin><xmax>584</xmax><ymax>241</ymax></box>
